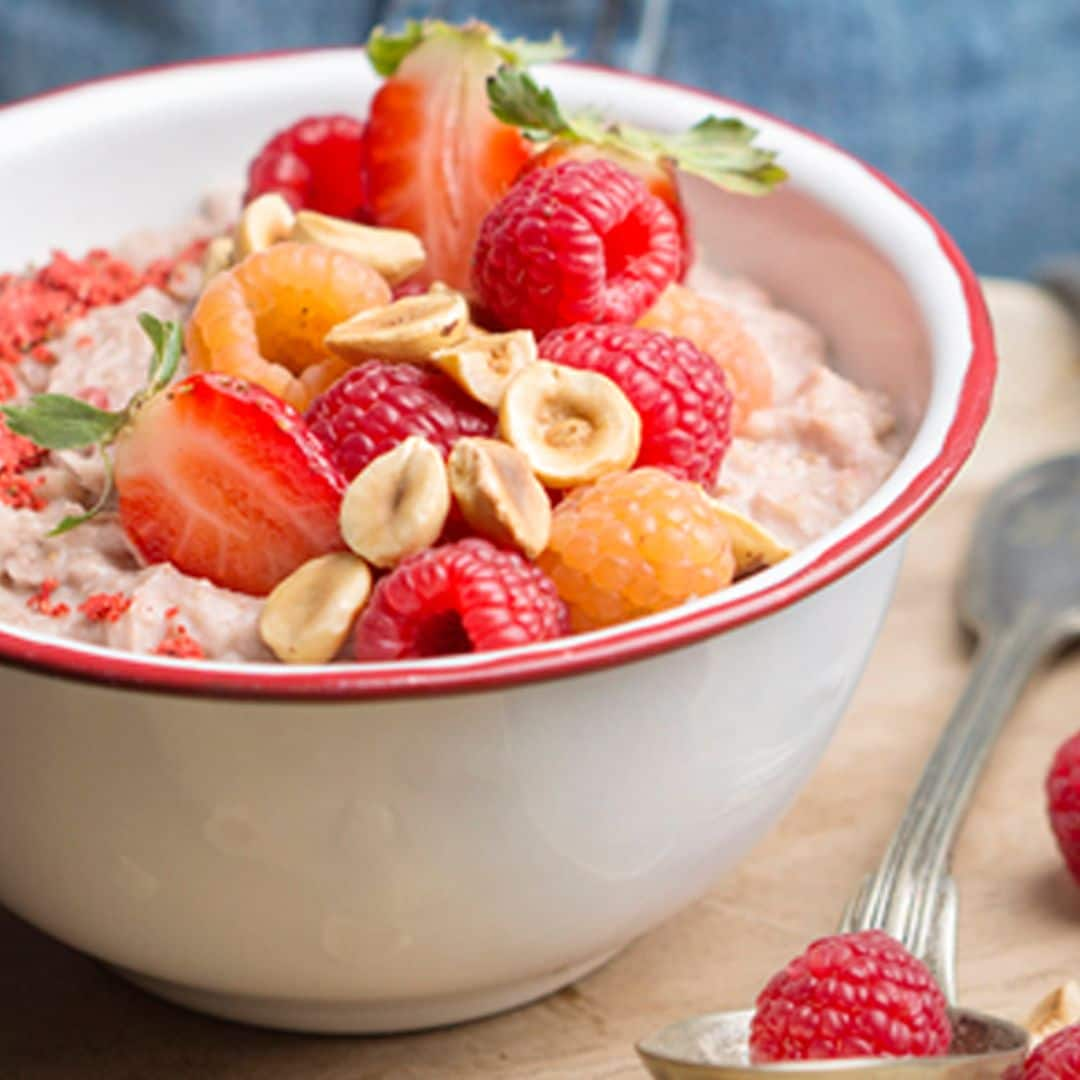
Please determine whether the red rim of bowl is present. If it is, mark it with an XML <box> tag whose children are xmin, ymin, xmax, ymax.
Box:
<box><xmin>0</xmin><ymin>50</ymin><xmax>995</xmax><ymax>700</ymax></box>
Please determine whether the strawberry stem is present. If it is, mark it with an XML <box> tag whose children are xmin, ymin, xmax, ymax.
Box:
<box><xmin>0</xmin><ymin>311</ymin><xmax>183</xmax><ymax>534</ymax></box>
<box><xmin>487</xmin><ymin>66</ymin><xmax>788</xmax><ymax>196</ymax></box>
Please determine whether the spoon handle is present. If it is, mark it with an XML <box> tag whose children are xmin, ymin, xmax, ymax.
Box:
<box><xmin>838</xmin><ymin>606</ymin><xmax>1055</xmax><ymax>1000</ymax></box>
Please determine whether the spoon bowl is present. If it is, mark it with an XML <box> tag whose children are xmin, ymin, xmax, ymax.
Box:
<box><xmin>638</xmin><ymin>1008</ymin><xmax>1028</xmax><ymax>1078</ymax></box>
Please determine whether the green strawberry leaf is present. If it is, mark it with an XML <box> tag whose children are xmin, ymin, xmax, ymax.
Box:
<box><xmin>366</xmin><ymin>20</ymin><xmax>568</xmax><ymax>78</ymax></box>
<box><xmin>486</xmin><ymin>66</ymin><xmax>572</xmax><ymax>140</ymax></box>
<box><xmin>139</xmin><ymin>312</ymin><xmax>183</xmax><ymax>394</ymax></box>
<box><xmin>0</xmin><ymin>395</ymin><xmax>125</xmax><ymax>450</ymax></box>
<box><xmin>487</xmin><ymin>68</ymin><xmax>787</xmax><ymax>195</ymax></box>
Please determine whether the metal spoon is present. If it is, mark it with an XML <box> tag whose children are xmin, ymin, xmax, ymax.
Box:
<box><xmin>638</xmin><ymin>452</ymin><xmax>1080</xmax><ymax>1078</ymax></box>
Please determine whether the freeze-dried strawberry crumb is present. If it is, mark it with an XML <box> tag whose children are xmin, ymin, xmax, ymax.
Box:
<box><xmin>0</xmin><ymin>242</ymin><xmax>207</xmax><ymax>367</ymax></box>
<box><xmin>1</xmin><ymin>472</ymin><xmax>44</xmax><ymax>511</ymax></box>
<box><xmin>0</xmin><ymin>416</ymin><xmax>46</xmax><ymax>510</ymax></box>
<box><xmin>164</xmin><ymin>605</ymin><xmax>180</xmax><ymax>620</ymax></box>
<box><xmin>79</xmin><ymin>592</ymin><xmax>133</xmax><ymax>623</ymax></box>
<box><xmin>0</xmin><ymin>422</ymin><xmax>45</xmax><ymax>474</ymax></box>
<box><xmin>75</xmin><ymin>335</ymin><xmax>94</xmax><ymax>350</ymax></box>
<box><xmin>26</xmin><ymin>578</ymin><xmax>70</xmax><ymax>619</ymax></box>
<box><xmin>154</xmin><ymin>622</ymin><xmax>205</xmax><ymax>659</ymax></box>
<box><xmin>141</xmin><ymin>237</ymin><xmax>210</xmax><ymax>291</ymax></box>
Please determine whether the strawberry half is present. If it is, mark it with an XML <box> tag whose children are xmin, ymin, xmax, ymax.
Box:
<box><xmin>114</xmin><ymin>373</ymin><xmax>345</xmax><ymax>596</ymax></box>
<box><xmin>363</xmin><ymin>22</ymin><xmax>536</xmax><ymax>291</ymax></box>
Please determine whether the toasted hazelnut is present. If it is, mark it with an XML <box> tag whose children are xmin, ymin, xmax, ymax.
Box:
<box><xmin>290</xmin><ymin>210</ymin><xmax>426</xmax><ymax>285</ymax></box>
<box><xmin>707</xmin><ymin>501</ymin><xmax>792</xmax><ymax>578</ymax></box>
<box><xmin>448</xmin><ymin>437</ymin><xmax>551</xmax><ymax>558</ymax></box>
<box><xmin>259</xmin><ymin>552</ymin><xmax>372</xmax><ymax>663</ymax></box>
<box><xmin>499</xmin><ymin>361</ymin><xmax>641</xmax><ymax>488</ymax></box>
<box><xmin>233</xmin><ymin>192</ymin><xmax>296</xmax><ymax>259</ymax></box>
<box><xmin>430</xmin><ymin>330</ymin><xmax>537</xmax><ymax>409</ymax></box>
<box><xmin>325</xmin><ymin>289</ymin><xmax>470</xmax><ymax>363</ymax></box>
<box><xmin>340</xmin><ymin>436</ymin><xmax>450</xmax><ymax>567</ymax></box>
<box><xmin>1027</xmin><ymin>981</ymin><xmax>1080</xmax><ymax>1045</ymax></box>
<box><xmin>201</xmin><ymin>235</ymin><xmax>236</xmax><ymax>282</ymax></box>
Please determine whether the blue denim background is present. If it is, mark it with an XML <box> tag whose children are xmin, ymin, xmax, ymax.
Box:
<box><xmin>1</xmin><ymin>0</ymin><xmax>1077</xmax><ymax>276</ymax></box>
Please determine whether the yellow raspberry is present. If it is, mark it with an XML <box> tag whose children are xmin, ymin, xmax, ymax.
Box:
<box><xmin>537</xmin><ymin>468</ymin><xmax>736</xmax><ymax>632</ymax></box>
<box><xmin>638</xmin><ymin>283</ymin><xmax>772</xmax><ymax>433</ymax></box>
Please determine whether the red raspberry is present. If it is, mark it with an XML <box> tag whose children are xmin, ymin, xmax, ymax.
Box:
<box><xmin>749</xmin><ymin>930</ymin><xmax>952</xmax><ymax>1063</ymax></box>
<box><xmin>1024</xmin><ymin>1023</ymin><xmax>1080</xmax><ymax>1078</ymax></box>
<box><xmin>1047</xmin><ymin>731</ymin><xmax>1080</xmax><ymax>884</ymax></box>
<box><xmin>305</xmin><ymin>361</ymin><xmax>495</xmax><ymax>481</ymax></box>
<box><xmin>245</xmin><ymin>114</ymin><xmax>368</xmax><ymax>220</ymax></box>
<box><xmin>472</xmin><ymin>158</ymin><xmax>681</xmax><ymax>338</ymax></box>
<box><xmin>539</xmin><ymin>324</ymin><xmax>733</xmax><ymax>485</ymax></box>
<box><xmin>353</xmin><ymin>539</ymin><xmax>569</xmax><ymax>660</ymax></box>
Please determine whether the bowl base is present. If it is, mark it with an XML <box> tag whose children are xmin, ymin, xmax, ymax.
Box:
<box><xmin>108</xmin><ymin>948</ymin><xmax>620</xmax><ymax>1034</ymax></box>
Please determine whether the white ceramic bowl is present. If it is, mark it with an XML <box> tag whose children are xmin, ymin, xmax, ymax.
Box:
<box><xmin>0</xmin><ymin>51</ymin><xmax>993</xmax><ymax>1033</ymax></box>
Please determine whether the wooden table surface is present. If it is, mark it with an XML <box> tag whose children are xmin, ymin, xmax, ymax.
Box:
<box><xmin>2</xmin><ymin>280</ymin><xmax>1078</xmax><ymax>1079</ymax></box>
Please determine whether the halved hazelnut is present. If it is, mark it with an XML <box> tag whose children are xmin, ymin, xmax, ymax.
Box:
<box><xmin>233</xmin><ymin>192</ymin><xmax>296</xmax><ymax>259</ymax></box>
<box><xmin>340</xmin><ymin>436</ymin><xmax>450</xmax><ymax>567</ymax></box>
<box><xmin>325</xmin><ymin>289</ymin><xmax>470</xmax><ymax>363</ymax></box>
<box><xmin>290</xmin><ymin>210</ymin><xmax>426</xmax><ymax>285</ymax></box>
<box><xmin>1027</xmin><ymin>981</ymin><xmax>1080</xmax><ymax>1045</ymax></box>
<box><xmin>430</xmin><ymin>330</ymin><xmax>537</xmax><ymax>409</ymax></box>
<box><xmin>448</xmin><ymin>437</ymin><xmax>551</xmax><ymax>558</ymax></box>
<box><xmin>708</xmin><ymin>501</ymin><xmax>792</xmax><ymax>578</ymax></box>
<box><xmin>259</xmin><ymin>551</ymin><xmax>372</xmax><ymax>663</ymax></box>
<box><xmin>499</xmin><ymin>361</ymin><xmax>641</xmax><ymax>488</ymax></box>
<box><xmin>201</xmin><ymin>235</ymin><xmax>236</xmax><ymax>282</ymax></box>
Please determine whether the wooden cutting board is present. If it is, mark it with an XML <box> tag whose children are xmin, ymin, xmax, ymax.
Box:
<box><xmin>1</xmin><ymin>280</ymin><xmax>1077</xmax><ymax>1079</ymax></box>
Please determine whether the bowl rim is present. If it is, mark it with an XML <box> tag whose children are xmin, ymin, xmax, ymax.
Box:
<box><xmin>0</xmin><ymin>49</ymin><xmax>995</xmax><ymax>701</ymax></box>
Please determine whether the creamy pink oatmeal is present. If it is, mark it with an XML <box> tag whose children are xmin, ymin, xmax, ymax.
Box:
<box><xmin>0</xmin><ymin>29</ymin><xmax>902</xmax><ymax>663</ymax></box>
<box><xmin>695</xmin><ymin>274</ymin><xmax>898</xmax><ymax>549</ymax></box>
<box><xmin>0</xmin><ymin>228</ymin><xmax>896</xmax><ymax>661</ymax></box>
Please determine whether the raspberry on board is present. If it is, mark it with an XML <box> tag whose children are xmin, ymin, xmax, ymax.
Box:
<box><xmin>305</xmin><ymin>360</ymin><xmax>496</xmax><ymax>481</ymax></box>
<box><xmin>749</xmin><ymin>930</ymin><xmax>953</xmax><ymax>1063</ymax></box>
<box><xmin>472</xmin><ymin>158</ymin><xmax>682</xmax><ymax>338</ymax></box>
<box><xmin>185</xmin><ymin>242</ymin><xmax>391</xmax><ymax>412</ymax></box>
<box><xmin>1047</xmin><ymin>730</ymin><xmax>1080</xmax><ymax>885</ymax></box>
<box><xmin>1024</xmin><ymin>1022</ymin><xmax>1080</xmax><ymax>1078</ymax></box>
<box><xmin>638</xmin><ymin>283</ymin><xmax>772</xmax><ymax>433</ymax></box>
<box><xmin>353</xmin><ymin>538</ymin><xmax>568</xmax><ymax>660</ymax></box>
<box><xmin>536</xmin><ymin>468</ymin><xmax>736</xmax><ymax>632</ymax></box>
<box><xmin>539</xmin><ymin>323</ymin><xmax>733</xmax><ymax>486</ymax></box>
<box><xmin>244</xmin><ymin>114</ymin><xmax>369</xmax><ymax>220</ymax></box>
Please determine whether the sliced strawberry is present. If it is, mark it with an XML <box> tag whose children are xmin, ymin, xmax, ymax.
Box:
<box><xmin>363</xmin><ymin>25</ymin><xmax>533</xmax><ymax>291</ymax></box>
<box><xmin>522</xmin><ymin>139</ymin><xmax>693</xmax><ymax>280</ymax></box>
<box><xmin>114</xmin><ymin>373</ymin><xmax>345</xmax><ymax>596</ymax></box>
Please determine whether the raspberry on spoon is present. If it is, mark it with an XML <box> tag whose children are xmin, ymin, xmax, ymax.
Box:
<box><xmin>748</xmin><ymin>930</ymin><xmax>953</xmax><ymax>1063</ymax></box>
